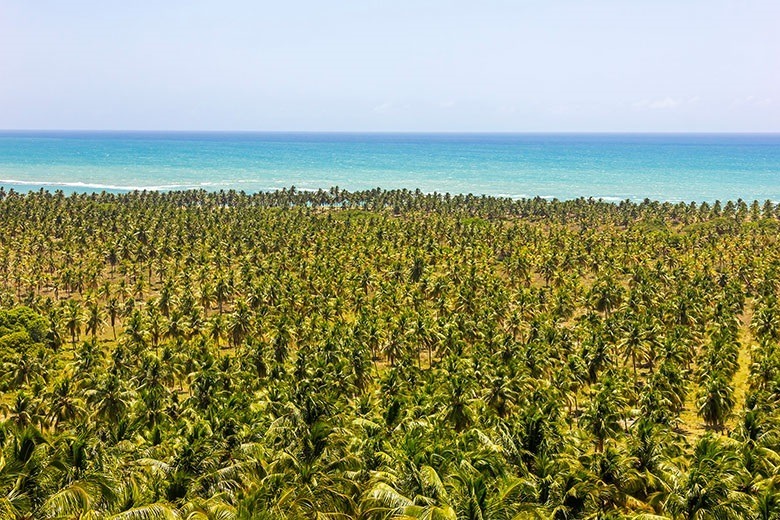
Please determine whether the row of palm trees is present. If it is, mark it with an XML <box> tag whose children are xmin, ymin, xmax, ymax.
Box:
<box><xmin>1</xmin><ymin>187</ymin><xmax>780</xmax><ymax>518</ymax></box>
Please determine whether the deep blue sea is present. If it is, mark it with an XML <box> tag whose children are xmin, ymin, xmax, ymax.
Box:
<box><xmin>1</xmin><ymin>132</ymin><xmax>779</xmax><ymax>202</ymax></box>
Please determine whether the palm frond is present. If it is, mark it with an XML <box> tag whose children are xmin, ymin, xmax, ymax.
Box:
<box><xmin>108</xmin><ymin>503</ymin><xmax>181</xmax><ymax>520</ymax></box>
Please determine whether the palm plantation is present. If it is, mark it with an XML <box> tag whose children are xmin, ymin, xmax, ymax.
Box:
<box><xmin>1</xmin><ymin>187</ymin><xmax>780</xmax><ymax>518</ymax></box>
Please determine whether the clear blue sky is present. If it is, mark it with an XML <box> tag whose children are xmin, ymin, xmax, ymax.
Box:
<box><xmin>1</xmin><ymin>0</ymin><xmax>778</xmax><ymax>132</ymax></box>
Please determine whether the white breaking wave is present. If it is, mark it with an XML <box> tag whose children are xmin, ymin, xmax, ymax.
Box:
<box><xmin>0</xmin><ymin>178</ymin><xmax>213</xmax><ymax>191</ymax></box>
<box><xmin>0</xmin><ymin>178</ymin><xmax>335</xmax><ymax>193</ymax></box>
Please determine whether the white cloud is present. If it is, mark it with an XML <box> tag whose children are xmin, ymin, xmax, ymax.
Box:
<box><xmin>647</xmin><ymin>97</ymin><xmax>681</xmax><ymax>110</ymax></box>
<box><xmin>732</xmin><ymin>96</ymin><xmax>773</xmax><ymax>108</ymax></box>
<box><xmin>632</xmin><ymin>96</ymin><xmax>699</xmax><ymax>111</ymax></box>
<box><xmin>372</xmin><ymin>102</ymin><xmax>394</xmax><ymax>114</ymax></box>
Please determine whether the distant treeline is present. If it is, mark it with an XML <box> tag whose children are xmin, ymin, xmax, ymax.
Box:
<box><xmin>2</xmin><ymin>185</ymin><xmax>779</xmax><ymax>223</ymax></box>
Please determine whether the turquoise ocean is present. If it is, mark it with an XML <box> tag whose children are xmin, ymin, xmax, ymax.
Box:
<box><xmin>1</xmin><ymin>132</ymin><xmax>779</xmax><ymax>202</ymax></box>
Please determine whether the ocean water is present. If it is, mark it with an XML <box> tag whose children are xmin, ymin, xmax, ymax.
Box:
<box><xmin>1</xmin><ymin>131</ymin><xmax>779</xmax><ymax>202</ymax></box>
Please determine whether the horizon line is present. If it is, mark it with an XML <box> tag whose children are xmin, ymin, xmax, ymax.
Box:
<box><xmin>2</xmin><ymin>129</ymin><xmax>780</xmax><ymax>136</ymax></box>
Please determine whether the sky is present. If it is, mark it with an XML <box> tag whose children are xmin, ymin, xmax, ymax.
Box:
<box><xmin>1</xmin><ymin>0</ymin><xmax>778</xmax><ymax>132</ymax></box>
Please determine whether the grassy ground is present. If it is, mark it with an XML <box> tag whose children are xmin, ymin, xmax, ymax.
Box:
<box><xmin>678</xmin><ymin>301</ymin><xmax>753</xmax><ymax>439</ymax></box>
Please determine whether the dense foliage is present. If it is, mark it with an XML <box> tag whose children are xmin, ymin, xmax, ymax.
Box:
<box><xmin>1</xmin><ymin>186</ymin><xmax>780</xmax><ymax>519</ymax></box>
